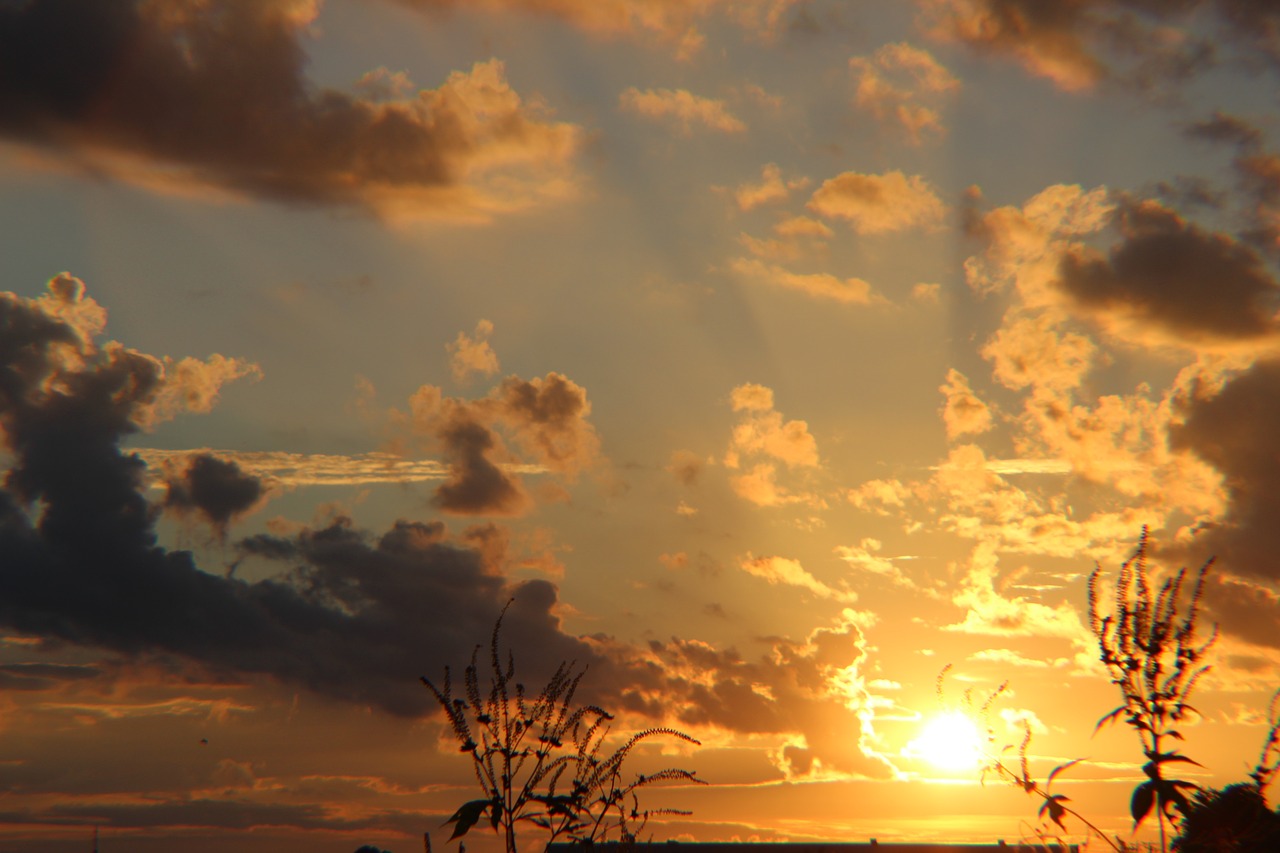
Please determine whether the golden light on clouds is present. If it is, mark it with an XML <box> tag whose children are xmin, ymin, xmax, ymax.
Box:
<box><xmin>4</xmin><ymin>0</ymin><xmax>1280</xmax><ymax>850</ymax></box>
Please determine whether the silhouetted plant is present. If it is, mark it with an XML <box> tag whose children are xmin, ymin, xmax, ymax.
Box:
<box><xmin>1088</xmin><ymin>528</ymin><xmax>1217</xmax><ymax>853</ymax></box>
<box><xmin>939</xmin><ymin>665</ymin><xmax>1125</xmax><ymax>852</ymax></box>
<box><xmin>421</xmin><ymin>603</ymin><xmax>703</xmax><ymax>853</ymax></box>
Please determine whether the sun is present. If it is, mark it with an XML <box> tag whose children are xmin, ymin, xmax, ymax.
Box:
<box><xmin>910</xmin><ymin>710</ymin><xmax>986</xmax><ymax>773</ymax></box>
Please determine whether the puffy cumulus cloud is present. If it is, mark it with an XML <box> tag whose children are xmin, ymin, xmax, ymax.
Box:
<box><xmin>981</xmin><ymin>312</ymin><xmax>1097</xmax><ymax>393</ymax></box>
<box><xmin>619</xmin><ymin>87</ymin><xmax>746</xmax><ymax>134</ymax></box>
<box><xmin>0</xmin><ymin>282</ymin><xmax>908</xmax><ymax>770</ymax></box>
<box><xmin>401</xmin><ymin>372</ymin><xmax>600</xmax><ymax>515</ymax></box>
<box><xmin>726</xmin><ymin>383</ymin><xmax>819</xmax><ymax>468</ymax></box>
<box><xmin>447</xmin><ymin>320</ymin><xmax>500</xmax><ymax>384</ymax></box>
<box><xmin>917</xmin><ymin>0</ymin><xmax>1221</xmax><ymax>92</ymax></box>
<box><xmin>730</xmin><ymin>258</ymin><xmax>884</xmax><ymax>305</ymax></box>
<box><xmin>807</xmin><ymin>170</ymin><xmax>946</xmax><ymax>234</ymax></box>
<box><xmin>606</xmin><ymin>612</ymin><xmax>896</xmax><ymax>779</ymax></box>
<box><xmin>161</xmin><ymin>453</ymin><xmax>269</xmax><ymax>538</ymax></box>
<box><xmin>939</xmin><ymin>368</ymin><xmax>994</xmax><ymax>438</ymax></box>
<box><xmin>734</xmin><ymin>163</ymin><xmax>810</xmax><ymax>211</ymax></box>
<box><xmin>944</xmin><ymin>544</ymin><xmax>1091</xmax><ymax>641</ymax></box>
<box><xmin>849</xmin><ymin>42</ymin><xmax>959</xmax><ymax>144</ymax></box>
<box><xmin>773</xmin><ymin>215</ymin><xmax>833</xmax><ymax>238</ymax></box>
<box><xmin>0</xmin><ymin>272</ymin><xmax>258</xmax><ymax>447</ymax></box>
<box><xmin>722</xmin><ymin>385</ymin><xmax>825</xmax><ymax>508</ymax></box>
<box><xmin>1057</xmin><ymin>199</ymin><xmax>1280</xmax><ymax>350</ymax></box>
<box><xmin>1171</xmin><ymin>358</ymin><xmax>1280</xmax><ymax>583</ymax></box>
<box><xmin>0</xmin><ymin>277</ymin><xmax>548</xmax><ymax>716</ymax></box>
<box><xmin>739</xmin><ymin>554</ymin><xmax>855</xmax><ymax>601</ymax></box>
<box><xmin>964</xmin><ymin>183</ymin><xmax>1114</xmax><ymax>301</ymax></box>
<box><xmin>0</xmin><ymin>2</ymin><xmax>581</xmax><ymax>220</ymax></box>
<box><xmin>391</xmin><ymin>0</ymin><xmax>803</xmax><ymax>53</ymax></box>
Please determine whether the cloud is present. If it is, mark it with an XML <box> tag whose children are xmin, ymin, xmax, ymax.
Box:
<box><xmin>963</xmin><ymin>183</ymin><xmax>1114</xmax><ymax>300</ymax></box>
<box><xmin>447</xmin><ymin>320</ymin><xmax>500</xmax><ymax>383</ymax></box>
<box><xmin>943</xmin><ymin>544</ymin><xmax>1091</xmax><ymax>640</ymax></box>
<box><xmin>667</xmin><ymin>449</ymin><xmax>705</xmax><ymax>486</ymax></box>
<box><xmin>834</xmin><ymin>539</ymin><xmax>917</xmax><ymax>588</ymax></box>
<box><xmin>917</xmin><ymin>0</ymin><xmax>1218</xmax><ymax>92</ymax></box>
<box><xmin>981</xmin><ymin>312</ymin><xmax>1097</xmax><ymax>393</ymax></box>
<box><xmin>620</xmin><ymin>87</ymin><xmax>747</xmax><ymax>134</ymax></box>
<box><xmin>0</xmin><ymin>2</ymin><xmax>581</xmax><ymax>220</ymax></box>
<box><xmin>0</xmin><ymin>276</ymin><xmax>905</xmax><ymax>788</ymax></box>
<box><xmin>726</xmin><ymin>383</ymin><xmax>819</xmax><ymax>469</ymax></box>
<box><xmin>1171</xmin><ymin>358</ymin><xmax>1280</xmax><ymax>583</ymax></box>
<box><xmin>1057</xmin><ymin>199</ymin><xmax>1280</xmax><ymax>350</ymax></box>
<box><xmin>403</xmin><ymin>372</ymin><xmax>602</xmax><ymax>515</ymax></box>
<box><xmin>730</xmin><ymin>258</ymin><xmax>883</xmax><ymax>305</ymax></box>
<box><xmin>389</xmin><ymin>0</ymin><xmax>803</xmax><ymax>52</ymax></box>
<box><xmin>722</xmin><ymin>385</ymin><xmax>824</xmax><ymax>508</ymax></box>
<box><xmin>134</xmin><ymin>448</ymin><xmax>460</xmax><ymax>487</ymax></box>
<box><xmin>161</xmin><ymin>453</ymin><xmax>269</xmax><ymax>537</ymax></box>
<box><xmin>773</xmin><ymin>215</ymin><xmax>832</xmax><ymax>238</ymax></box>
<box><xmin>610</xmin><ymin>613</ymin><xmax>896</xmax><ymax>779</ymax></box>
<box><xmin>849</xmin><ymin>42</ymin><xmax>959</xmax><ymax>143</ymax></box>
<box><xmin>807</xmin><ymin>170</ymin><xmax>945</xmax><ymax>234</ymax></box>
<box><xmin>734</xmin><ymin>163</ymin><xmax>809</xmax><ymax>211</ymax></box>
<box><xmin>939</xmin><ymin>368</ymin><xmax>994</xmax><ymax>439</ymax></box>
<box><xmin>739</xmin><ymin>554</ymin><xmax>855</xmax><ymax>601</ymax></box>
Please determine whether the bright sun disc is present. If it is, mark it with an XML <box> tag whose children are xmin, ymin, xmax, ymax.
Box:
<box><xmin>914</xmin><ymin>711</ymin><xmax>984</xmax><ymax>772</ymax></box>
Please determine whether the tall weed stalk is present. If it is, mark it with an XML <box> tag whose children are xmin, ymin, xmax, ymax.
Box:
<box><xmin>421</xmin><ymin>603</ymin><xmax>703</xmax><ymax>853</ymax></box>
<box><xmin>1088</xmin><ymin>528</ymin><xmax>1217</xmax><ymax>853</ymax></box>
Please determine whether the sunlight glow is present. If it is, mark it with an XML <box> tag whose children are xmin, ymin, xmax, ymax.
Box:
<box><xmin>911</xmin><ymin>711</ymin><xmax>985</xmax><ymax>773</ymax></box>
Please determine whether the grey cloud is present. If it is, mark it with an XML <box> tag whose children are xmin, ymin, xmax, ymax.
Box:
<box><xmin>163</xmin><ymin>453</ymin><xmax>266</xmax><ymax>536</ymax></box>
<box><xmin>0</xmin><ymin>662</ymin><xmax>100</xmax><ymax>691</ymax></box>
<box><xmin>1057</xmin><ymin>199</ymin><xmax>1280</xmax><ymax>345</ymax></box>
<box><xmin>0</xmin><ymin>0</ymin><xmax>579</xmax><ymax>216</ymax></box>
<box><xmin>1171</xmin><ymin>358</ymin><xmax>1280</xmax><ymax>586</ymax></box>
<box><xmin>0</xmin><ymin>276</ymin><xmax>891</xmax><ymax>780</ymax></box>
<box><xmin>923</xmin><ymin>0</ymin><xmax>1280</xmax><ymax>91</ymax></box>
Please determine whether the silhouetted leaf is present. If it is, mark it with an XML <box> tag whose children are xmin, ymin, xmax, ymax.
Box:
<box><xmin>1046</xmin><ymin>758</ymin><xmax>1083</xmax><ymax>788</ymax></box>
<box><xmin>443</xmin><ymin>799</ymin><xmax>493</xmax><ymax>840</ymax></box>
<box><xmin>1131</xmin><ymin>780</ymin><xmax>1156</xmax><ymax>827</ymax></box>
<box><xmin>1094</xmin><ymin>706</ymin><xmax>1125</xmax><ymax>734</ymax></box>
<box><xmin>1039</xmin><ymin>794</ymin><xmax>1070</xmax><ymax>830</ymax></box>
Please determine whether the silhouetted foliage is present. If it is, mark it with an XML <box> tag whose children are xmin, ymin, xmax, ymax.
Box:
<box><xmin>940</xmin><ymin>665</ymin><xmax>1124</xmax><ymax>852</ymax></box>
<box><xmin>1089</xmin><ymin>527</ymin><xmax>1216</xmax><ymax>852</ymax></box>
<box><xmin>421</xmin><ymin>602</ymin><xmax>703</xmax><ymax>853</ymax></box>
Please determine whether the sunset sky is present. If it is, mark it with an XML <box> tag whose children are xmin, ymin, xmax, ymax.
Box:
<box><xmin>3</xmin><ymin>1</ymin><xmax>1280</xmax><ymax>852</ymax></box>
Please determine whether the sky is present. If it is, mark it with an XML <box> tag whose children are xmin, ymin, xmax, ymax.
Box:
<box><xmin>2</xmin><ymin>1</ymin><xmax>1280</xmax><ymax>851</ymax></box>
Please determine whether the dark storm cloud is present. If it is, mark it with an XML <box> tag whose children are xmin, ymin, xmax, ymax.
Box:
<box><xmin>163</xmin><ymin>453</ymin><xmax>266</xmax><ymax>536</ymax></box>
<box><xmin>1170</xmin><ymin>358</ymin><xmax>1280</xmax><ymax>585</ymax></box>
<box><xmin>0</xmin><ymin>0</ymin><xmax>579</xmax><ymax>215</ymax></box>
<box><xmin>0</xmin><ymin>277</ymin><xmax>557</xmax><ymax>716</ymax></box>
<box><xmin>1056</xmin><ymin>199</ymin><xmax>1280</xmax><ymax>345</ymax></box>
<box><xmin>0</xmin><ymin>275</ymin><xmax>891</xmax><ymax>778</ymax></box>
